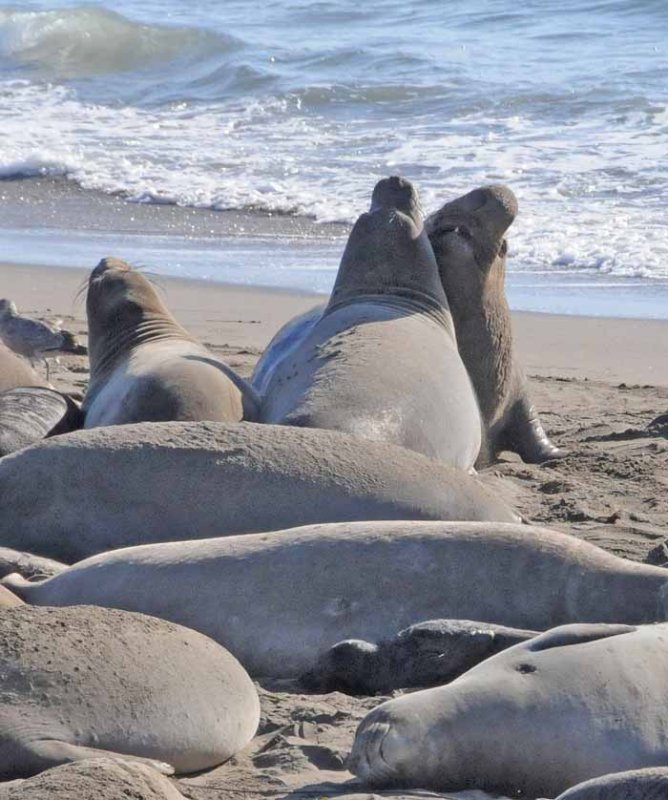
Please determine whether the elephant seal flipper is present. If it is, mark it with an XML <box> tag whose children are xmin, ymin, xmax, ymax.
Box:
<box><xmin>555</xmin><ymin>767</ymin><xmax>668</xmax><ymax>799</ymax></box>
<box><xmin>0</xmin><ymin>387</ymin><xmax>83</xmax><ymax>457</ymax></box>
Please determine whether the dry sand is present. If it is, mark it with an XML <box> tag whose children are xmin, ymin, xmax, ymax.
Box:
<box><xmin>1</xmin><ymin>259</ymin><xmax>667</xmax><ymax>800</ymax></box>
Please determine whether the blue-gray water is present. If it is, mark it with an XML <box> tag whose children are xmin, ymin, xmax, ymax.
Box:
<box><xmin>0</xmin><ymin>0</ymin><xmax>666</xmax><ymax>316</ymax></box>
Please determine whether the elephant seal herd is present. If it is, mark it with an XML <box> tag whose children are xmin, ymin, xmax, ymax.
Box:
<box><xmin>0</xmin><ymin>176</ymin><xmax>662</xmax><ymax>798</ymax></box>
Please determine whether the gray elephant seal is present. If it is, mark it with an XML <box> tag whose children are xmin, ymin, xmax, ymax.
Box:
<box><xmin>0</xmin><ymin>759</ymin><xmax>186</xmax><ymax>800</ymax></box>
<box><xmin>0</xmin><ymin>605</ymin><xmax>259</xmax><ymax>779</ymax></box>
<box><xmin>300</xmin><ymin>619</ymin><xmax>537</xmax><ymax>695</ymax></box>
<box><xmin>350</xmin><ymin>622</ymin><xmax>668</xmax><ymax>797</ymax></box>
<box><xmin>556</xmin><ymin>767</ymin><xmax>668</xmax><ymax>799</ymax></box>
<box><xmin>0</xmin><ymin>387</ymin><xmax>83</xmax><ymax>457</ymax></box>
<box><xmin>258</xmin><ymin>177</ymin><xmax>481</xmax><ymax>470</ymax></box>
<box><xmin>6</xmin><ymin>522</ymin><xmax>668</xmax><ymax>678</ymax></box>
<box><xmin>0</xmin><ymin>343</ymin><xmax>43</xmax><ymax>392</ymax></box>
<box><xmin>82</xmin><ymin>258</ymin><xmax>258</xmax><ymax>427</ymax></box>
<box><xmin>426</xmin><ymin>185</ymin><xmax>563</xmax><ymax>466</ymax></box>
<box><xmin>0</xmin><ymin>547</ymin><xmax>65</xmax><ymax>581</ymax></box>
<box><xmin>0</xmin><ymin>421</ymin><xmax>517</xmax><ymax>562</ymax></box>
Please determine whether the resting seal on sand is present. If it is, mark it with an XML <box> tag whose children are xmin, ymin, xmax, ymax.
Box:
<box><xmin>0</xmin><ymin>605</ymin><xmax>259</xmax><ymax>779</ymax></box>
<box><xmin>82</xmin><ymin>258</ymin><xmax>258</xmax><ymax>427</ymax></box>
<box><xmin>426</xmin><ymin>185</ymin><xmax>563</xmax><ymax>466</ymax></box>
<box><xmin>0</xmin><ymin>343</ymin><xmax>43</xmax><ymax>392</ymax></box>
<box><xmin>300</xmin><ymin>619</ymin><xmax>537</xmax><ymax>694</ymax></box>
<box><xmin>0</xmin><ymin>387</ymin><xmax>83</xmax><ymax>457</ymax></box>
<box><xmin>0</xmin><ymin>759</ymin><xmax>186</xmax><ymax>800</ymax></box>
<box><xmin>258</xmin><ymin>177</ymin><xmax>481</xmax><ymax>470</ymax></box>
<box><xmin>0</xmin><ymin>421</ymin><xmax>517</xmax><ymax>562</ymax></box>
<box><xmin>0</xmin><ymin>584</ymin><xmax>23</xmax><ymax>606</ymax></box>
<box><xmin>555</xmin><ymin>767</ymin><xmax>668</xmax><ymax>799</ymax></box>
<box><xmin>350</xmin><ymin>623</ymin><xmax>668</xmax><ymax>797</ymax></box>
<box><xmin>6</xmin><ymin>522</ymin><xmax>668</xmax><ymax>678</ymax></box>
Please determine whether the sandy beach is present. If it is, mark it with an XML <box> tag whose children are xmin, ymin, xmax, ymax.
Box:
<box><xmin>0</xmin><ymin>258</ymin><xmax>665</xmax><ymax>798</ymax></box>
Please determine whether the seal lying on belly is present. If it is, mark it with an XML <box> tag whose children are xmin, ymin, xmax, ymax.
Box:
<box><xmin>426</xmin><ymin>185</ymin><xmax>563</xmax><ymax>466</ymax></box>
<box><xmin>555</xmin><ymin>767</ymin><xmax>668</xmax><ymax>799</ymax></box>
<box><xmin>351</xmin><ymin>623</ymin><xmax>668</xmax><ymax>797</ymax></box>
<box><xmin>0</xmin><ymin>421</ymin><xmax>517</xmax><ymax>563</ymax></box>
<box><xmin>0</xmin><ymin>605</ymin><xmax>259</xmax><ymax>779</ymax></box>
<box><xmin>6</xmin><ymin>522</ymin><xmax>668</xmax><ymax>678</ymax></box>
<box><xmin>257</xmin><ymin>176</ymin><xmax>481</xmax><ymax>471</ymax></box>
<box><xmin>82</xmin><ymin>258</ymin><xmax>258</xmax><ymax>427</ymax></box>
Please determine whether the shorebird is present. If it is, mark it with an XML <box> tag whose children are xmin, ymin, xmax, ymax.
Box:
<box><xmin>0</xmin><ymin>299</ymin><xmax>66</xmax><ymax>381</ymax></box>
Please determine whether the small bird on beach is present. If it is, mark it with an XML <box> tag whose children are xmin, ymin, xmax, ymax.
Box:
<box><xmin>0</xmin><ymin>299</ymin><xmax>79</xmax><ymax>382</ymax></box>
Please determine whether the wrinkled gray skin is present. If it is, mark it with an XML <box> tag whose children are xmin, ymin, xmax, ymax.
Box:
<box><xmin>556</xmin><ymin>767</ymin><xmax>668</xmax><ymax>799</ymax></box>
<box><xmin>426</xmin><ymin>185</ymin><xmax>563</xmax><ymax>466</ymax></box>
<box><xmin>0</xmin><ymin>344</ymin><xmax>43</xmax><ymax>392</ymax></box>
<box><xmin>351</xmin><ymin>623</ymin><xmax>668</xmax><ymax>798</ymax></box>
<box><xmin>6</xmin><ymin>522</ymin><xmax>668</xmax><ymax>679</ymax></box>
<box><xmin>0</xmin><ymin>605</ymin><xmax>259</xmax><ymax>779</ymax></box>
<box><xmin>0</xmin><ymin>759</ymin><xmax>186</xmax><ymax>800</ymax></box>
<box><xmin>0</xmin><ymin>547</ymin><xmax>65</xmax><ymax>581</ymax></box>
<box><xmin>257</xmin><ymin>177</ymin><xmax>481</xmax><ymax>471</ymax></box>
<box><xmin>300</xmin><ymin>619</ymin><xmax>538</xmax><ymax>695</ymax></box>
<box><xmin>0</xmin><ymin>387</ymin><xmax>83</xmax><ymax>457</ymax></box>
<box><xmin>83</xmin><ymin>258</ymin><xmax>259</xmax><ymax>427</ymax></box>
<box><xmin>0</xmin><ymin>421</ymin><xmax>517</xmax><ymax>563</ymax></box>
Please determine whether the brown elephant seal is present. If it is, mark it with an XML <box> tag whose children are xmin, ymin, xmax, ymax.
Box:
<box><xmin>82</xmin><ymin>258</ymin><xmax>258</xmax><ymax>427</ymax></box>
<box><xmin>556</xmin><ymin>767</ymin><xmax>668</xmax><ymax>799</ymax></box>
<box><xmin>350</xmin><ymin>623</ymin><xmax>668</xmax><ymax>797</ymax></box>
<box><xmin>0</xmin><ymin>605</ymin><xmax>259</xmax><ymax>779</ymax></box>
<box><xmin>258</xmin><ymin>177</ymin><xmax>481</xmax><ymax>470</ymax></box>
<box><xmin>0</xmin><ymin>421</ymin><xmax>517</xmax><ymax>562</ymax></box>
<box><xmin>426</xmin><ymin>185</ymin><xmax>563</xmax><ymax>466</ymax></box>
<box><xmin>0</xmin><ymin>343</ymin><xmax>43</xmax><ymax>392</ymax></box>
<box><xmin>300</xmin><ymin>619</ymin><xmax>538</xmax><ymax>695</ymax></box>
<box><xmin>0</xmin><ymin>387</ymin><xmax>83</xmax><ymax>457</ymax></box>
<box><xmin>6</xmin><ymin>522</ymin><xmax>668</xmax><ymax>678</ymax></box>
<box><xmin>0</xmin><ymin>759</ymin><xmax>186</xmax><ymax>800</ymax></box>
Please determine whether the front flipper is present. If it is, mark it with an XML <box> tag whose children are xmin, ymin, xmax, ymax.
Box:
<box><xmin>16</xmin><ymin>739</ymin><xmax>174</xmax><ymax>779</ymax></box>
<box><xmin>0</xmin><ymin>387</ymin><xmax>84</xmax><ymax>457</ymax></box>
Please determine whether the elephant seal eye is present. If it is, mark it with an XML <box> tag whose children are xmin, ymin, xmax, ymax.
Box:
<box><xmin>499</xmin><ymin>239</ymin><xmax>508</xmax><ymax>257</ymax></box>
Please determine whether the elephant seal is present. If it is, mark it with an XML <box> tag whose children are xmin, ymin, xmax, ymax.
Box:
<box><xmin>300</xmin><ymin>619</ymin><xmax>538</xmax><ymax>695</ymax></box>
<box><xmin>350</xmin><ymin>623</ymin><xmax>668</xmax><ymax>797</ymax></box>
<box><xmin>556</xmin><ymin>767</ymin><xmax>668</xmax><ymax>799</ymax></box>
<box><xmin>0</xmin><ymin>387</ymin><xmax>83</xmax><ymax>457</ymax></box>
<box><xmin>0</xmin><ymin>344</ymin><xmax>42</xmax><ymax>392</ymax></box>
<box><xmin>0</xmin><ymin>547</ymin><xmax>66</xmax><ymax>581</ymax></box>
<box><xmin>258</xmin><ymin>177</ymin><xmax>481</xmax><ymax>470</ymax></box>
<box><xmin>82</xmin><ymin>258</ymin><xmax>258</xmax><ymax>427</ymax></box>
<box><xmin>0</xmin><ymin>605</ymin><xmax>259</xmax><ymax>779</ymax></box>
<box><xmin>0</xmin><ymin>584</ymin><xmax>22</xmax><ymax>606</ymax></box>
<box><xmin>6</xmin><ymin>522</ymin><xmax>668</xmax><ymax>678</ymax></box>
<box><xmin>0</xmin><ymin>421</ymin><xmax>517</xmax><ymax>562</ymax></box>
<box><xmin>0</xmin><ymin>759</ymin><xmax>186</xmax><ymax>800</ymax></box>
<box><xmin>425</xmin><ymin>185</ymin><xmax>563</xmax><ymax>466</ymax></box>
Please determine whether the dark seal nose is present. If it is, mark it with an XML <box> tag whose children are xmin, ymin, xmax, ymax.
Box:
<box><xmin>457</xmin><ymin>185</ymin><xmax>518</xmax><ymax>228</ymax></box>
<box><xmin>370</xmin><ymin>176</ymin><xmax>420</xmax><ymax>216</ymax></box>
<box><xmin>90</xmin><ymin>257</ymin><xmax>131</xmax><ymax>281</ymax></box>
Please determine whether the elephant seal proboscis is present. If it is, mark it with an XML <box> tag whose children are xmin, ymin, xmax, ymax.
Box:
<box><xmin>257</xmin><ymin>177</ymin><xmax>481</xmax><ymax>470</ymax></box>
<box><xmin>6</xmin><ymin>522</ymin><xmax>668</xmax><ymax>678</ymax></box>
<box><xmin>0</xmin><ymin>421</ymin><xmax>517</xmax><ymax>562</ymax></box>
<box><xmin>350</xmin><ymin>623</ymin><xmax>668</xmax><ymax>798</ymax></box>
<box><xmin>0</xmin><ymin>759</ymin><xmax>186</xmax><ymax>800</ymax></box>
<box><xmin>425</xmin><ymin>185</ymin><xmax>563</xmax><ymax>466</ymax></box>
<box><xmin>555</xmin><ymin>767</ymin><xmax>668</xmax><ymax>799</ymax></box>
<box><xmin>0</xmin><ymin>605</ymin><xmax>259</xmax><ymax>779</ymax></box>
<box><xmin>0</xmin><ymin>387</ymin><xmax>83</xmax><ymax>457</ymax></box>
<box><xmin>300</xmin><ymin>618</ymin><xmax>538</xmax><ymax>695</ymax></box>
<box><xmin>82</xmin><ymin>258</ymin><xmax>258</xmax><ymax>427</ymax></box>
<box><xmin>0</xmin><ymin>343</ymin><xmax>43</xmax><ymax>393</ymax></box>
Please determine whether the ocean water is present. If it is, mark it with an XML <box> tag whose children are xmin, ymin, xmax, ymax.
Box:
<box><xmin>0</xmin><ymin>0</ymin><xmax>666</xmax><ymax>315</ymax></box>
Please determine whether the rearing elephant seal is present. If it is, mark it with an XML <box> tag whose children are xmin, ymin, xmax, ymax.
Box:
<box><xmin>350</xmin><ymin>623</ymin><xmax>668</xmax><ymax>797</ymax></box>
<box><xmin>426</xmin><ymin>185</ymin><xmax>563</xmax><ymax>466</ymax></box>
<box><xmin>82</xmin><ymin>258</ymin><xmax>258</xmax><ymax>427</ymax></box>
<box><xmin>258</xmin><ymin>177</ymin><xmax>481</xmax><ymax>470</ymax></box>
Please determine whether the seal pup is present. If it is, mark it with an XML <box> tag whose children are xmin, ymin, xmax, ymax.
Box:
<box><xmin>0</xmin><ymin>605</ymin><xmax>259</xmax><ymax>779</ymax></box>
<box><xmin>350</xmin><ymin>622</ymin><xmax>668</xmax><ymax>797</ymax></box>
<box><xmin>82</xmin><ymin>258</ymin><xmax>259</xmax><ymax>427</ymax></box>
<box><xmin>0</xmin><ymin>421</ymin><xmax>517</xmax><ymax>562</ymax></box>
<box><xmin>0</xmin><ymin>387</ymin><xmax>83</xmax><ymax>457</ymax></box>
<box><xmin>556</xmin><ymin>767</ymin><xmax>668</xmax><ymax>799</ymax></box>
<box><xmin>426</xmin><ymin>185</ymin><xmax>563</xmax><ymax>466</ymax></box>
<box><xmin>258</xmin><ymin>177</ymin><xmax>481</xmax><ymax>470</ymax></box>
<box><xmin>300</xmin><ymin>619</ymin><xmax>538</xmax><ymax>694</ymax></box>
<box><xmin>0</xmin><ymin>343</ymin><xmax>43</xmax><ymax>392</ymax></box>
<box><xmin>0</xmin><ymin>759</ymin><xmax>186</xmax><ymax>800</ymax></box>
<box><xmin>6</xmin><ymin>522</ymin><xmax>668</xmax><ymax>678</ymax></box>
